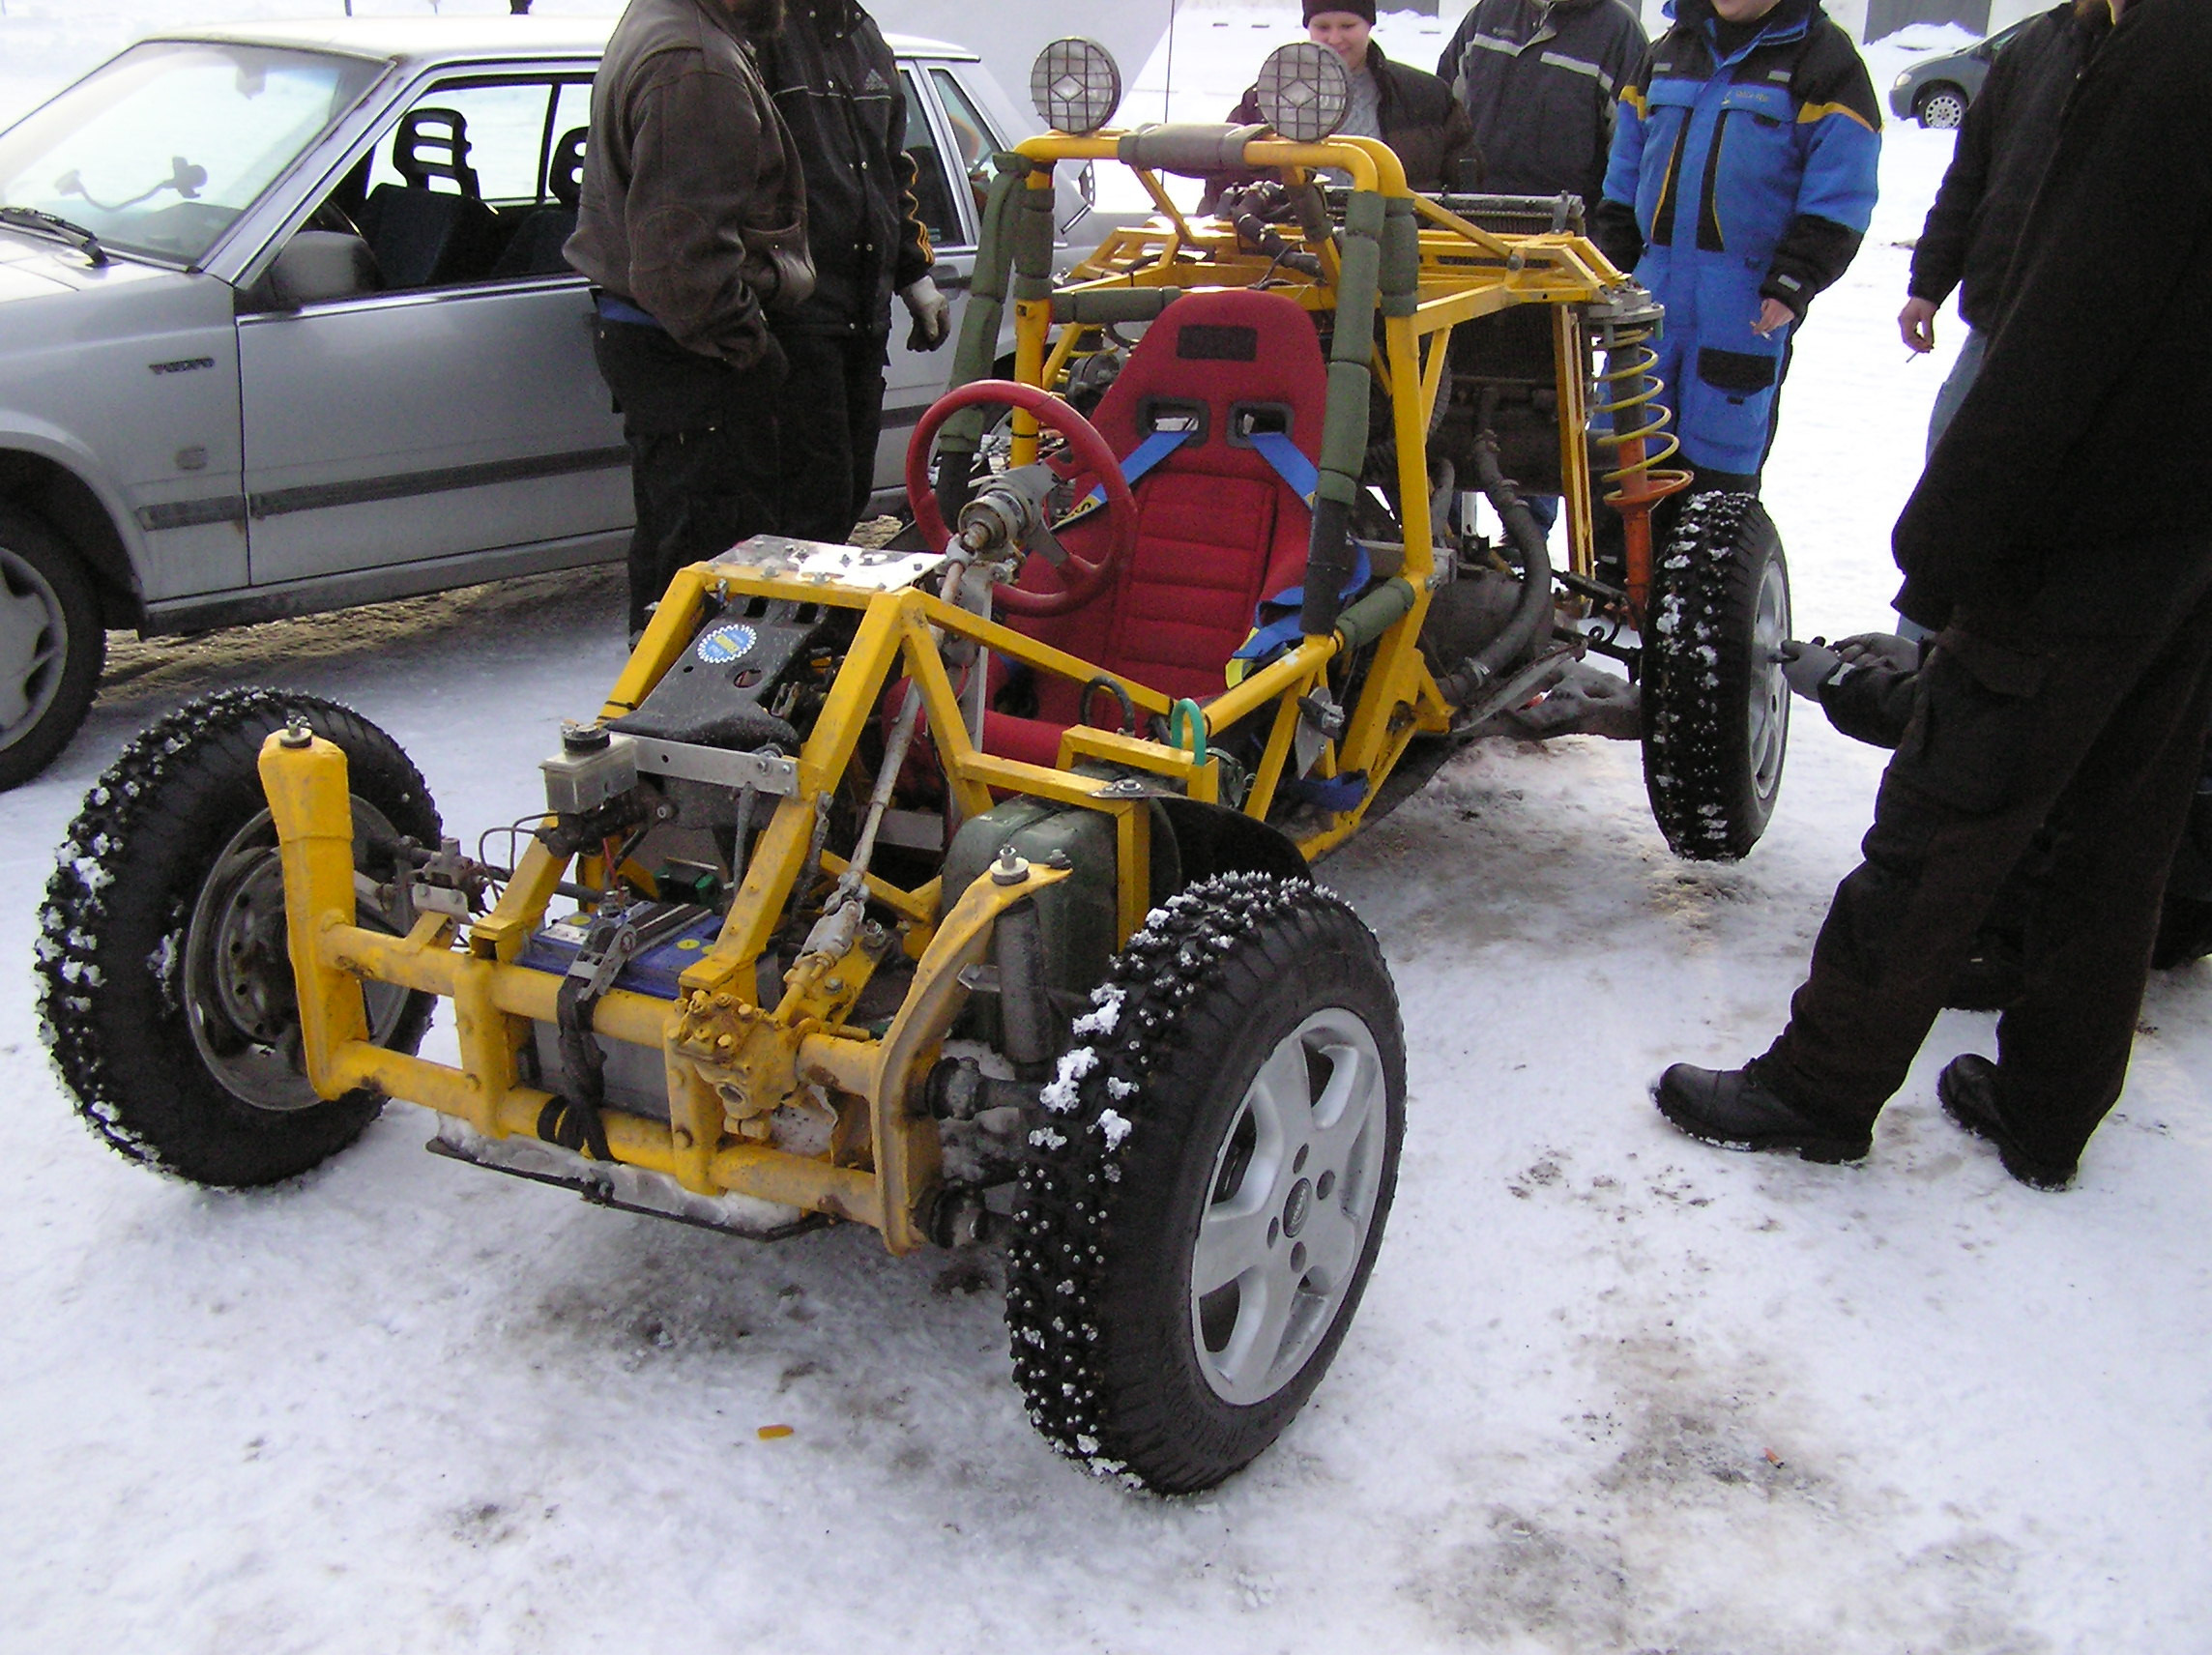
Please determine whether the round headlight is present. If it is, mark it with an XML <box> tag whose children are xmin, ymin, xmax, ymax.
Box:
<box><xmin>1253</xmin><ymin>42</ymin><xmax>1352</xmax><ymax>146</ymax></box>
<box><xmin>1031</xmin><ymin>39</ymin><xmax>1123</xmax><ymax>137</ymax></box>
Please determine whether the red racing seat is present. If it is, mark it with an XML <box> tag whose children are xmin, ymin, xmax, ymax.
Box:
<box><xmin>983</xmin><ymin>288</ymin><xmax>1328</xmax><ymax>767</ymax></box>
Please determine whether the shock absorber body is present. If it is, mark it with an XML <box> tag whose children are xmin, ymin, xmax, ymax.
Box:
<box><xmin>1588</xmin><ymin>292</ymin><xmax>1692</xmax><ymax>624</ymax></box>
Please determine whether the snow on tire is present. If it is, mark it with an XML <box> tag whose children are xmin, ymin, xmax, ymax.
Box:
<box><xmin>1641</xmin><ymin>491</ymin><xmax>1791</xmax><ymax>861</ymax></box>
<box><xmin>37</xmin><ymin>687</ymin><xmax>439</xmax><ymax>1186</ymax></box>
<box><xmin>1005</xmin><ymin>873</ymin><xmax>1405</xmax><ymax>1494</ymax></box>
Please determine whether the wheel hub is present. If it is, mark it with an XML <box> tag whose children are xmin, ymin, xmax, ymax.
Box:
<box><xmin>1281</xmin><ymin>1176</ymin><xmax>1312</xmax><ymax>1238</ymax></box>
<box><xmin>182</xmin><ymin>799</ymin><xmax>409</xmax><ymax>1113</ymax></box>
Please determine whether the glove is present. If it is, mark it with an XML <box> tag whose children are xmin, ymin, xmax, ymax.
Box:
<box><xmin>1779</xmin><ymin>639</ymin><xmax>1846</xmax><ymax>701</ymax></box>
<box><xmin>900</xmin><ymin>276</ymin><xmax>951</xmax><ymax>352</ymax></box>
<box><xmin>1832</xmin><ymin>631</ymin><xmax>1922</xmax><ymax>674</ymax></box>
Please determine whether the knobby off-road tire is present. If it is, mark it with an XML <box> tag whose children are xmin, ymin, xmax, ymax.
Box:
<box><xmin>1642</xmin><ymin>491</ymin><xmax>1791</xmax><ymax>861</ymax></box>
<box><xmin>1006</xmin><ymin>874</ymin><xmax>1406</xmax><ymax>1493</ymax></box>
<box><xmin>0</xmin><ymin>506</ymin><xmax>105</xmax><ymax>791</ymax></box>
<box><xmin>38</xmin><ymin>688</ymin><xmax>439</xmax><ymax>1186</ymax></box>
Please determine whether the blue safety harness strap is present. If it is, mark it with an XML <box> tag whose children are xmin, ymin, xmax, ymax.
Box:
<box><xmin>1247</xmin><ymin>429</ymin><xmax>1320</xmax><ymax>506</ymax></box>
<box><xmin>1230</xmin><ymin>541</ymin><xmax>1374</xmax><ymax>662</ymax></box>
<box><xmin>1080</xmin><ymin>426</ymin><xmax>1193</xmax><ymax>507</ymax></box>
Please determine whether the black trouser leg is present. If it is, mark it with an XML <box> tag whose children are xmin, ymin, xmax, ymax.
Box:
<box><xmin>774</xmin><ymin>332</ymin><xmax>889</xmax><ymax>543</ymax></box>
<box><xmin>1759</xmin><ymin>560</ymin><xmax>2212</xmax><ymax>1155</ymax></box>
<box><xmin>591</xmin><ymin>320</ymin><xmax>782</xmax><ymax>632</ymax></box>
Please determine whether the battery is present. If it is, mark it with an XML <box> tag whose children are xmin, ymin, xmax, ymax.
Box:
<box><xmin>517</xmin><ymin>906</ymin><xmax>723</xmax><ymax>1001</ymax></box>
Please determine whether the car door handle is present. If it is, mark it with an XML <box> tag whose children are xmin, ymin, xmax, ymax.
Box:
<box><xmin>930</xmin><ymin>263</ymin><xmax>971</xmax><ymax>294</ymax></box>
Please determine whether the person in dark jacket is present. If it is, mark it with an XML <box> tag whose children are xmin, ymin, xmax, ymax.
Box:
<box><xmin>757</xmin><ymin>0</ymin><xmax>945</xmax><ymax>544</ymax></box>
<box><xmin>1591</xmin><ymin>0</ymin><xmax>1879</xmax><ymax>494</ymax></box>
<box><xmin>1652</xmin><ymin>0</ymin><xmax>2212</xmax><ymax>1191</ymax></box>
<box><xmin>568</xmin><ymin>0</ymin><xmax>813</xmax><ymax>635</ymax></box>
<box><xmin>1902</xmin><ymin>0</ymin><xmax>2108</xmax><ymax>455</ymax></box>
<box><xmin>1437</xmin><ymin>0</ymin><xmax>1647</xmax><ymax>207</ymax></box>
<box><xmin>1206</xmin><ymin>1</ymin><xmax>1473</xmax><ymax>206</ymax></box>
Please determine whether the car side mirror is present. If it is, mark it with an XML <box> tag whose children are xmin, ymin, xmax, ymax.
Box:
<box><xmin>263</xmin><ymin>230</ymin><xmax>379</xmax><ymax>309</ymax></box>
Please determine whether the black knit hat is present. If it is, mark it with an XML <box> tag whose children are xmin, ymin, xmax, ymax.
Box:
<box><xmin>1304</xmin><ymin>0</ymin><xmax>1378</xmax><ymax>24</ymax></box>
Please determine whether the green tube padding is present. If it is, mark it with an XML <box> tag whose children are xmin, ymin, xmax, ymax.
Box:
<box><xmin>1050</xmin><ymin>288</ymin><xmax>1184</xmax><ymax>325</ymax></box>
<box><xmin>1381</xmin><ymin>196</ymin><xmax>1418</xmax><ymax>318</ymax></box>
<box><xmin>1011</xmin><ymin>179</ymin><xmax>1058</xmax><ymax>302</ymax></box>
<box><xmin>941</xmin><ymin>163</ymin><xmax>1026</xmax><ymax>454</ymax></box>
<box><xmin>1332</xmin><ymin>576</ymin><xmax>1416</xmax><ymax>650</ymax></box>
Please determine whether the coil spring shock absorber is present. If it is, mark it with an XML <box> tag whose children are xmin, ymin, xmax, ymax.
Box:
<box><xmin>1588</xmin><ymin>296</ymin><xmax>1692</xmax><ymax>624</ymax></box>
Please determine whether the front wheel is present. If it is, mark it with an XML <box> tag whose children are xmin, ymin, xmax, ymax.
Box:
<box><xmin>0</xmin><ymin>507</ymin><xmax>105</xmax><ymax>790</ymax></box>
<box><xmin>1915</xmin><ymin>84</ymin><xmax>1968</xmax><ymax>130</ymax></box>
<box><xmin>1641</xmin><ymin>491</ymin><xmax>1790</xmax><ymax>860</ymax></box>
<box><xmin>38</xmin><ymin>687</ymin><xmax>440</xmax><ymax>1186</ymax></box>
<box><xmin>1006</xmin><ymin>873</ymin><xmax>1405</xmax><ymax>1493</ymax></box>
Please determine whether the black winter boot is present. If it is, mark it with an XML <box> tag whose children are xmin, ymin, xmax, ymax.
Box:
<box><xmin>1652</xmin><ymin>1063</ymin><xmax>1871</xmax><ymax>1165</ymax></box>
<box><xmin>1936</xmin><ymin>1055</ymin><xmax>2077</xmax><ymax>1190</ymax></box>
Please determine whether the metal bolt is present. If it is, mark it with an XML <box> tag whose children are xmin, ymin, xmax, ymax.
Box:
<box><xmin>278</xmin><ymin>722</ymin><xmax>312</xmax><ymax>749</ymax></box>
<box><xmin>990</xmin><ymin>845</ymin><xmax>1032</xmax><ymax>886</ymax></box>
<box><xmin>673</xmin><ymin>1127</ymin><xmax>693</xmax><ymax>1149</ymax></box>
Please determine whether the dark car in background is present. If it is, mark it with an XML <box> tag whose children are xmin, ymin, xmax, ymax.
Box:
<box><xmin>1887</xmin><ymin>15</ymin><xmax>2033</xmax><ymax>128</ymax></box>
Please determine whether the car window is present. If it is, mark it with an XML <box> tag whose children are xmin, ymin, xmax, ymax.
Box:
<box><xmin>0</xmin><ymin>41</ymin><xmax>379</xmax><ymax>265</ymax></box>
<box><xmin>928</xmin><ymin>67</ymin><xmax>1001</xmax><ymax>220</ymax></box>
<box><xmin>898</xmin><ymin>66</ymin><xmax>965</xmax><ymax>249</ymax></box>
<box><xmin>364</xmin><ymin>80</ymin><xmax>562</xmax><ymax>206</ymax></box>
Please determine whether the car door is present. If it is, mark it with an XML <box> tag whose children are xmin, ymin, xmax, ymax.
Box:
<box><xmin>236</xmin><ymin>71</ymin><xmax>627</xmax><ymax>589</ymax></box>
<box><xmin>878</xmin><ymin>59</ymin><xmax>986</xmax><ymax>498</ymax></box>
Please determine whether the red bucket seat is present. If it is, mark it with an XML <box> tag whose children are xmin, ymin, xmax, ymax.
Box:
<box><xmin>982</xmin><ymin>288</ymin><xmax>1328</xmax><ymax>767</ymax></box>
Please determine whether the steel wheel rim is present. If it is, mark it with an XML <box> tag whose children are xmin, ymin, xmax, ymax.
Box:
<box><xmin>1921</xmin><ymin>91</ymin><xmax>1965</xmax><ymax>128</ymax></box>
<box><xmin>1189</xmin><ymin>1008</ymin><xmax>1389</xmax><ymax>1406</ymax></box>
<box><xmin>1746</xmin><ymin>552</ymin><xmax>1790</xmax><ymax>801</ymax></box>
<box><xmin>0</xmin><ymin>545</ymin><xmax>67</xmax><ymax>752</ymax></box>
<box><xmin>181</xmin><ymin>798</ymin><xmax>412</xmax><ymax>1113</ymax></box>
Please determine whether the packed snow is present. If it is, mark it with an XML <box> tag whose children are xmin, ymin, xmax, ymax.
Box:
<box><xmin>2</xmin><ymin>5</ymin><xmax>2207</xmax><ymax>1653</ymax></box>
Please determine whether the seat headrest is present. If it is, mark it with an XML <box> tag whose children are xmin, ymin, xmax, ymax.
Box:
<box><xmin>393</xmin><ymin>106</ymin><xmax>480</xmax><ymax>196</ymax></box>
<box><xmin>549</xmin><ymin>127</ymin><xmax>588</xmax><ymax>211</ymax></box>
<box><xmin>1091</xmin><ymin>289</ymin><xmax>1328</xmax><ymax>461</ymax></box>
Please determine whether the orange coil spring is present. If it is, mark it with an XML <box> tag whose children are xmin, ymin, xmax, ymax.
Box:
<box><xmin>1590</xmin><ymin>325</ymin><xmax>1691</xmax><ymax>508</ymax></box>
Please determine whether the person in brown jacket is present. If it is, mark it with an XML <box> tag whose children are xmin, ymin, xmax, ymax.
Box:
<box><xmin>566</xmin><ymin>0</ymin><xmax>814</xmax><ymax>636</ymax></box>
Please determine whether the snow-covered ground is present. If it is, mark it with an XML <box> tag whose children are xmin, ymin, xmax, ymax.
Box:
<box><xmin>3</xmin><ymin>6</ymin><xmax>2207</xmax><ymax>1653</ymax></box>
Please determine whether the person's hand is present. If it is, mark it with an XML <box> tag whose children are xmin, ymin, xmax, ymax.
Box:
<box><xmin>1899</xmin><ymin>296</ymin><xmax>1938</xmax><ymax>354</ymax></box>
<box><xmin>901</xmin><ymin>276</ymin><xmax>951</xmax><ymax>352</ymax></box>
<box><xmin>1832</xmin><ymin>631</ymin><xmax>1921</xmax><ymax>674</ymax></box>
<box><xmin>1751</xmin><ymin>297</ymin><xmax>1794</xmax><ymax>336</ymax></box>
<box><xmin>1779</xmin><ymin>639</ymin><xmax>1843</xmax><ymax>700</ymax></box>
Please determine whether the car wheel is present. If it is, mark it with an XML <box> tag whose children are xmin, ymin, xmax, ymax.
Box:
<box><xmin>1916</xmin><ymin>84</ymin><xmax>1968</xmax><ymax>130</ymax></box>
<box><xmin>1641</xmin><ymin>491</ymin><xmax>1790</xmax><ymax>861</ymax></box>
<box><xmin>1006</xmin><ymin>873</ymin><xmax>1405</xmax><ymax>1493</ymax></box>
<box><xmin>38</xmin><ymin>687</ymin><xmax>440</xmax><ymax>1186</ymax></box>
<box><xmin>0</xmin><ymin>507</ymin><xmax>105</xmax><ymax>791</ymax></box>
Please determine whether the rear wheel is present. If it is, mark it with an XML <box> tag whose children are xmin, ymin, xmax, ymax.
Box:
<box><xmin>1916</xmin><ymin>84</ymin><xmax>1968</xmax><ymax>130</ymax></box>
<box><xmin>38</xmin><ymin>688</ymin><xmax>439</xmax><ymax>1185</ymax></box>
<box><xmin>1006</xmin><ymin>874</ymin><xmax>1404</xmax><ymax>1493</ymax></box>
<box><xmin>0</xmin><ymin>507</ymin><xmax>105</xmax><ymax>790</ymax></box>
<box><xmin>1642</xmin><ymin>491</ymin><xmax>1790</xmax><ymax>860</ymax></box>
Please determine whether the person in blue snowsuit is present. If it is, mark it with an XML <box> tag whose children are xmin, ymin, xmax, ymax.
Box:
<box><xmin>1589</xmin><ymin>0</ymin><xmax>1879</xmax><ymax>493</ymax></box>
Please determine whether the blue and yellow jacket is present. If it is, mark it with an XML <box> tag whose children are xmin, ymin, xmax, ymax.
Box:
<box><xmin>1591</xmin><ymin>0</ymin><xmax>1880</xmax><ymax>321</ymax></box>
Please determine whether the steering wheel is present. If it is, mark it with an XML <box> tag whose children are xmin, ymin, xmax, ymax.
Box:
<box><xmin>906</xmin><ymin>379</ymin><xmax>1137</xmax><ymax>618</ymax></box>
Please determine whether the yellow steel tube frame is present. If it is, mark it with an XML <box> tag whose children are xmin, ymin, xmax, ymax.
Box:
<box><xmin>249</xmin><ymin>130</ymin><xmax>1638</xmax><ymax>1252</ymax></box>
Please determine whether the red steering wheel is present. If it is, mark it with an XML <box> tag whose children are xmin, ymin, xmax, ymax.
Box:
<box><xmin>906</xmin><ymin>378</ymin><xmax>1137</xmax><ymax>618</ymax></box>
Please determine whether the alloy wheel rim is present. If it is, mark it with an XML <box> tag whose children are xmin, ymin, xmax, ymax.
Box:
<box><xmin>1747</xmin><ymin>553</ymin><xmax>1790</xmax><ymax>801</ymax></box>
<box><xmin>1188</xmin><ymin>1008</ymin><xmax>1389</xmax><ymax>1406</ymax></box>
<box><xmin>0</xmin><ymin>545</ymin><xmax>67</xmax><ymax>751</ymax></box>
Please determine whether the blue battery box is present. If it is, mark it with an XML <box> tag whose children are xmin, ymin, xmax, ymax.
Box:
<box><xmin>516</xmin><ymin>907</ymin><xmax>723</xmax><ymax>1001</ymax></box>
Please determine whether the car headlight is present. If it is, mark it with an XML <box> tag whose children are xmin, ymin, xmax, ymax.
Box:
<box><xmin>1893</xmin><ymin>71</ymin><xmax>1913</xmax><ymax>89</ymax></box>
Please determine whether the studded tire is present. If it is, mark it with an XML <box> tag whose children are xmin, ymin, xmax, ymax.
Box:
<box><xmin>1641</xmin><ymin>491</ymin><xmax>1791</xmax><ymax>861</ymax></box>
<box><xmin>37</xmin><ymin>688</ymin><xmax>439</xmax><ymax>1186</ymax></box>
<box><xmin>1005</xmin><ymin>873</ymin><xmax>1405</xmax><ymax>1494</ymax></box>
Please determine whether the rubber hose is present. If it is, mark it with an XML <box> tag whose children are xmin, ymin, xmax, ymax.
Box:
<box><xmin>1437</xmin><ymin>429</ymin><xmax>1555</xmax><ymax>709</ymax></box>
